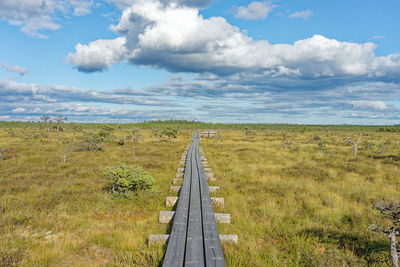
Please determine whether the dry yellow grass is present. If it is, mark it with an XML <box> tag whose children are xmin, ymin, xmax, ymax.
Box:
<box><xmin>202</xmin><ymin>129</ymin><xmax>400</xmax><ymax>266</ymax></box>
<box><xmin>0</xmin><ymin>126</ymin><xmax>192</xmax><ymax>266</ymax></box>
<box><xmin>0</xmin><ymin>124</ymin><xmax>399</xmax><ymax>266</ymax></box>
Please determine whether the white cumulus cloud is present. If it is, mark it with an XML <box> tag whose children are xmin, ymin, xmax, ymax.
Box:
<box><xmin>68</xmin><ymin>0</ymin><xmax>400</xmax><ymax>80</ymax></box>
<box><xmin>67</xmin><ymin>37</ymin><xmax>127</xmax><ymax>72</ymax></box>
<box><xmin>234</xmin><ymin>1</ymin><xmax>274</xmax><ymax>20</ymax></box>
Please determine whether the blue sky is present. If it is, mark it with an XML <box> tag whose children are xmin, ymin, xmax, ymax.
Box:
<box><xmin>0</xmin><ymin>0</ymin><xmax>399</xmax><ymax>124</ymax></box>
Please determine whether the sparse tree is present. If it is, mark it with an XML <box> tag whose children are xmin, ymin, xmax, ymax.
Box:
<box><xmin>41</xmin><ymin>116</ymin><xmax>51</xmax><ymax>142</ymax></box>
<box><xmin>378</xmin><ymin>144</ymin><xmax>388</xmax><ymax>155</ymax></box>
<box><xmin>54</xmin><ymin>116</ymin><xmax>67</xmax><ymax>142</ymax></box>
<box><xmin>318</xmin><ymin>139</ymin><xmax>328</xmax><ymax>152</ymax></box>
<box><xmin>378</xmin><ymin>140</ymin><xmax>392</xmax><ymax>155</ymax></box>
<box><xmin>162</xmin><ymin>127</ymin><xmax>178</xmax><ymax>140</ymax></box>
<box><xmin>56</xmin><ymin>145</ymin><xmax>73</xmax><ymax>164</ymax></box>
<box><xmin>130</xmin><ymin>129</ymin><xmax>142</xmax><ymax>163</ymax></box>
<box><xmin>245</xmin><ymin>129</ymin><xmax>256</xmax><ymax>141</ymax></box>
<box><xmin>363</xmin><ymin>140</ymin><xmax>375</xmax><ymax>151</ymax></box>
<box><xmin>343</xmin><ymin>134</ymin><xmax>362</xmax><ymax>156</ymax></box>
<box><xmin>152</xmin><ymin>128</ymin><xmax>162</xmax><ymax>143</ymax></box>
<box><xmin>79</xmin><ymin>131</ymin><xmax>103</xmax><ymax>151</ymax></box>
<box><xmin>281</xmin><ymin>131</ymin><xmax>291</xmax><ymax>149</ymax></box>
<box><xmin>98</xmin><ymin>125</ymin><xmax>114</xmax><ymax>140</ymax></box>
<box><xmin>265</xmin><ymin>130</ymin><xmax>271</xmax><ymax>141</ymax></box>
<box><xmin>215</xmin><ymin>130</ymin><xmax>221</xmax><ymax>144</ymax></box>
<box><xmin>370</xmin><ymin>200</ymin><xmax>400</xmax><ymax>267</ymax></box>
<box><xmin>69</xmin><ymin>123</ymin><xmax>83</xmax><ymax>143</ymax></box>
<box><xmin>118</xmin><ymin>135</ymin><xmax>129</xmax><ymax>147</ymax></box>
<box><xmin>0</xmin><ymin>148</ymin><xmax>9</xmax><ymax>160</ymax></box>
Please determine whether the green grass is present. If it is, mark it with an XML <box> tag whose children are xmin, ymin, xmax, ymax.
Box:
<box><xmin>0</xmin><ymin>126</ymin><xmax>192</xmax><ymax>265</ymax></box>
<box><xmin>202</xmin><ymin>130</ymin><xmax>400</xmax><ymax>266</ymax></box>
<box><xmin>0</xmin><ymin>122</ymin><xmax>399</xmax><ymax>266</ymax></box>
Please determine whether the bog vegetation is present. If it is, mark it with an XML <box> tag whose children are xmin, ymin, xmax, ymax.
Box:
<box><xmin>104</xmin><ymin>164</ymin><xmax>155</xmax><ymax>198</ymax></box>
<box><xmin>0</xmin><ymin>120</ymin><xmax>399</xmax><ymax>266</ymax></box>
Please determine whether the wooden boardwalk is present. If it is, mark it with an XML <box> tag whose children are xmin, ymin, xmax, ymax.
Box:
<box><xmin>163</xmin><ymin>131</ymin><xmax>226</xmax><ymax>267</ymax></box>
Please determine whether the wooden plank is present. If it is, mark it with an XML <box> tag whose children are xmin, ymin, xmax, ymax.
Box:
<box><xmin>166</xmin><ymin>196</ymin><xmax>224</xmax><ymax>207</ymax></box>
<box><xmin>158</xmin><ymin>211</ymin><xmax>230</xmax><ymax>224</ymax></box>
<box><xmin>162</xmin><ymin>143</ymin><xmax>193</xmax><ymax>266</ymax></box>
<box><xmin>197</xmin><ymin>140</ymin><xmax>226</xmax><ymax>267</ymax></box>
<box><xmin>163</xmin><ymin>131</ymin><xmax>226</xmax><ymax>266</ymax></box>
<box><xmin>149</xmin><ymin>234</ymin><xmax>237</xmax><ymax>245</ymax></box>
<box><xmin>184</xmin><ymin>142</ymin><xmax>205</xmax><ymax>265</ymax></box>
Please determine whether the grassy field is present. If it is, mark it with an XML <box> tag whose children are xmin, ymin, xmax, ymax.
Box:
<box><xmin>1</xmin><ymin>121</ymin><xmax>399</xmax><ymax>266</ymax></box>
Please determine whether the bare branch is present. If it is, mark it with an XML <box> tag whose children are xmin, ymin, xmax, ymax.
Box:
<box><xmin>343</xmin><ymin>134</ymin><xmax>363</xmax><ymax>155</ymax></box>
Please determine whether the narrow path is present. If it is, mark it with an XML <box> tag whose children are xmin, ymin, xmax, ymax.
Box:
<box><xmin>163</xmin><ymin>131</ymin><xmax>226</xmax><ymax>267</ymax></box>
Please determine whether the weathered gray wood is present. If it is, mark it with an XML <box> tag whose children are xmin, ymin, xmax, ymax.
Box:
<box><xmin>149</xmin><ymin>234</ymin><xmax>237</xmax><ymax>245</ymax></box>
<box><xmin>171</xmin><ymin>185</ymin><xmax>220</xmax><ymax>193</ymax></box>
<box><xmin>185</xmin><ymin>143</ymin><xmax>205</xmax><ymax>266</ymax></box>
<box><xmin>159</xmin><ymin>211</ymin><xmax>175</xmax><ymax>224</ymax></box>
<box><xmin>176</xmin><ymin>177</ymin><xmax>216</xmax><ymax>183</ymax></box>
<box><xmin>166</xmin><ymin>196</ymin><xmax>224</xmax><ymax>207</ymax></box>
<box><xmin>170</xmin><ymin>185</ymin><xmax>181</xmax><ymax>192</ymax></box>
<box><xmin>163</xmin><ymin>131</ymin><xmax>226</xmax><ymax>267</ymax></box>
<box><xmin>172</xmin><ymin>178</ymin><xmax>182</xmax><ymax>185</ymax></box>
<box><xmin>149</xmin><ymin>234</ymin><xmax>169</xmax><ymax>244</ymax></box>
<box><xmin>219</xmin><ymin>235</ymin><xmax>238</xmax><ymax>244</ymax></box>
<box><xmin>209</xmin><ymin>186</ymin><xmax>220</xmax><ymax>193</ymax></box>
<box><xmin>196</xmin><ymin>140</ymin><xmax>226</xmax><ymax>267</ymax></box>
<box><xmin>163</xmin><ymin>141</ymin><xmax>193</xmax><ymax>266</ymax></box>
<box><xmin>214</xmin><ymin>213</ymin><xmax>230</xmax><ymax>224</ymax></box>
<box><xmin>205</xmin><ymin>172</ymin><xmax>214</xmax><ymax>178</ymax></box>
<box><xmin>166</xmin><ymin>196</ymin><xmax>179</xmax><ymax>207</ymax></box>
<box><xmin>389</xmin><ymin>232</ymin><xmax>399</xmax><ymax>267</ymax></box>
<box><xmin>159</xmin><ymin>211</ymin><xmax>230</xmax><ymax>224</ymax></box>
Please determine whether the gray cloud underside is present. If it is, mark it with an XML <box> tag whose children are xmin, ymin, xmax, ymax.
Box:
<box><xmin>110</xmin><ymin>0</ymin><xmax>212</xmax><ymax>9</ymax></box>
<box><xmin>0</xmin><ymin>62</ymin><xmax>29</xmax><ymax>76</ymax></box>
<box><xmin>65</xmin><ymin>0</ymin><xmax>400</xmax><ymax>124</ymax></box>
<box><xmin>0</xmin><ymin>79</ymin><xmax>169</xmax><ymax>106</ymax></box>
<box><xmin>1</xmin><ymin>73</ymin><xmax>399</xmax><ymax>123</ymax></box>
<box><xmin>0</xmin><ymin>0</ymin><xmax>93</xmax><ymax>38</ymax></box>
<box><xmin>68</xmin><ymin>0</ymin><xmax>400</xmax><ymax>81</ymax></box>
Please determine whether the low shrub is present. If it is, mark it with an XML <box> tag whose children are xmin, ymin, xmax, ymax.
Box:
<box><xmin>104</xmin><ymin>164</ymin><xmax>154</xmax><ymax>197</ymax></box>
<box><xmin>0</xmin><ymin>148</ymin><xmax>9</xmax><ymax>160</ymax></box>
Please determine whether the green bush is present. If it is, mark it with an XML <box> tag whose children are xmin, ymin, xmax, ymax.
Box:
<box><xmin>162</xmin><ymin>127</ymin><xmax>178</xmax><ymax>139</ymax></box>
<box><xmin>104</xmin><ymin>164</ymin><xmax>154</xmax><ymax>197</ymax></box>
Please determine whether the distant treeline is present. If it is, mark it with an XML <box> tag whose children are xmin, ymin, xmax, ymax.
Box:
<box><xmin>0</xmin><ymin>120</ymin><xmax>399</xmax><ymax>132</ymax></box>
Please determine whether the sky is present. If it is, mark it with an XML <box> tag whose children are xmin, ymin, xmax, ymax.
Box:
<box><xmin>0</xmin><ymin>0</ymin><xmax>399</xmax><ymax>124</ymax></box>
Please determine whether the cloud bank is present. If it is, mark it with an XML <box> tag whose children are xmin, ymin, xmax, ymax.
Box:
<box><xmin>0</xmin><ymin>0</ymin><xmax>93</xmax><ymax>38</ymax></box>
<box><xmin>68</xmin><ymin>0</ymin><xmax>400</xmax><ymax>81</ymax></box>
<box><xmin>2</xmin><ymin>0</ymin><xmax>399</xmax><ymax>124</ymax></box>
<box><xmin>1</xmin><ymin>73</ymin><xmax>399</xmax><ymax>124</ymax></box>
